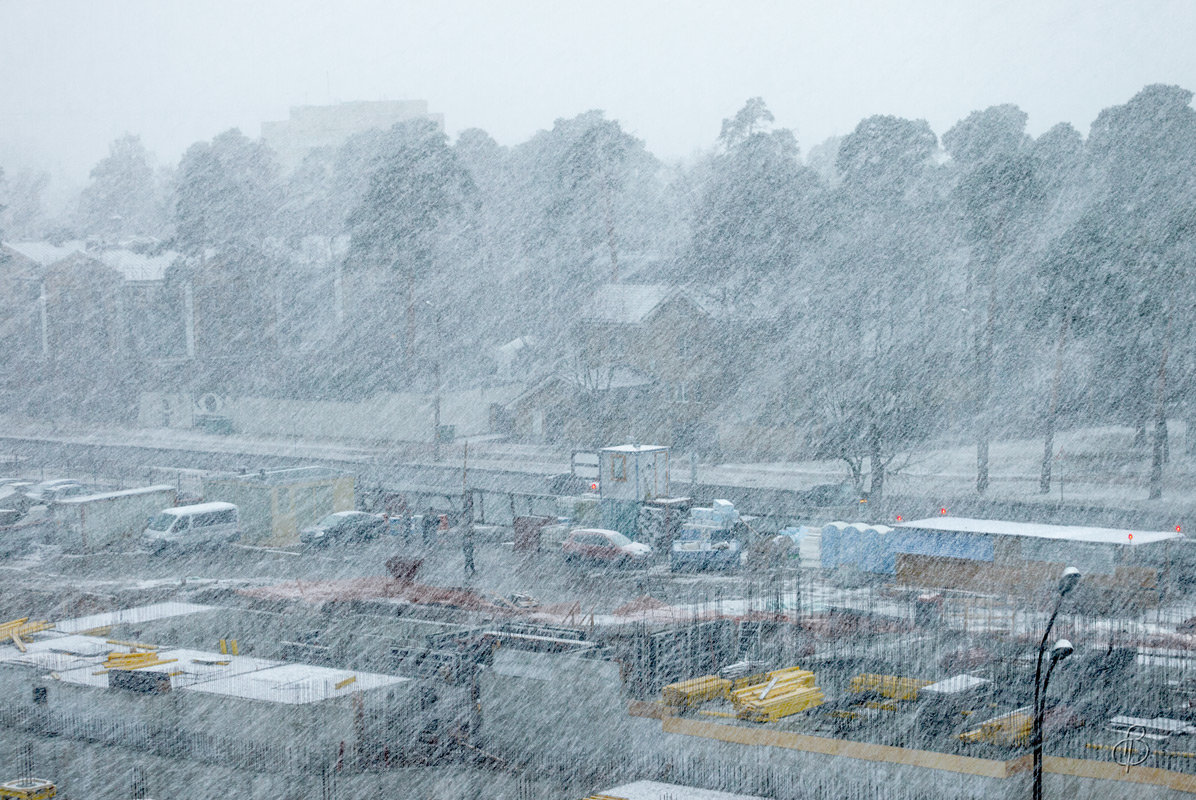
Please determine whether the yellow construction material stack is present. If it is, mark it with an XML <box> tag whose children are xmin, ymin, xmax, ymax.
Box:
<box><xmin>0</xmin><ymin>618</ymin><xmax>54</xmax><ymax>652</ymax></box>
<box><xmin>729</xmin><ymin>671</ymin><xmax>767</xmax><ymax>692</ymax></box>
<box><xmin>729</xmin><ymin>668</ymin><xmax>815</xmax><ymax>704</ymax></box>
<box><xmin>662</xmin><ymin>675</ymin><xmax>733</xmax><ymax>709</ymax></box>
<box><xmin>849</xmin><ymin>673</ymin><xmax>933</xmax><ymax>701</ymax></box>
<box><xmin>959</xmin><ymin>707</ymin><xmax>1034</xmax><ymax>747</ymax></box>
<box><xmin>91</xmin><ymin>650</ymin><xmax>177</xmax><ymax>675</ymax></box>
<box><xmin>732</xmin><ymin>667</ymin><xmax>823</xmax><ymax>723</ymax></box>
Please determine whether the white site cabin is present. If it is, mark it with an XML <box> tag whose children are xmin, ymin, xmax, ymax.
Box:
<box><xmin>599</xmin><ymin>445</ymin><xmax>669</xmax><ymax>503</ymax></box>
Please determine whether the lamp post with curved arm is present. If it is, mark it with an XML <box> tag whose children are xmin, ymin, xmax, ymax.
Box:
<box><xmin>1032</xmin><ymin>567</ymin><xmax>1080</xmax><ymax>800</ymax></box>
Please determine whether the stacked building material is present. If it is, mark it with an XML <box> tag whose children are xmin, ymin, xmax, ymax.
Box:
<box><xmin>731</xmin><ymin>667</ymin><xmax>823</xmax><ymax>723</ymax></box>
<box><xmin>662</xmin><ymin>675</ymin><xmax>733</xmax><ymax>709</ymax></box>
<box><xmin>0</xmin><ymin>618</ymin><xmax>53</xmax><ymax>652</ymax></box>
<box><xmin>958</xmin><ymin>707</ymin><xmax>1034</xmax><ymax>747</ymax></box>
<box><xmin>849</xmin><ymin>673</ymin><xmax>933</xmax><ymax>701</ymax></box>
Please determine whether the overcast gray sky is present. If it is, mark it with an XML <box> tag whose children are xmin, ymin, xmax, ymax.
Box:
<box><xmin>2</xmin><ymin>0</ymin><xmax>1194</xmax><ymax>191</ymax></box>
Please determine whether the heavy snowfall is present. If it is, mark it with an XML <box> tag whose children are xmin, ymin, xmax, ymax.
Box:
<box><xmin>1</xmin><ymin>4</ymin><xmax>1196</xmax><ymax>799</ymax></box>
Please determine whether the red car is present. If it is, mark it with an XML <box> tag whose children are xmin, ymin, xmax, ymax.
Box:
<box><xmin>562</xmin><ymin>528</ymin><xmax>652</xmax><ymax>567</ymax></box>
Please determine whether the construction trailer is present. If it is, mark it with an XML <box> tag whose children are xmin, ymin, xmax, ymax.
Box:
<box><xmin>820</xmin><ymin>516</ymin><xmax>1186</xmax><ymax>602</ymax></box>
<box><xmin>49</xmin><ymin>485</ymin><xmax>177</xmax><ymax>550</ymax></box>
<box><xmin>202</xmin><ymin>467</ymin><xmax>354</xmax><ymax>546</ymax></box>
<box><xmin>599</xmin><ymin>445</ymin><xmax>669</xmax><ymax>539</ymax></box>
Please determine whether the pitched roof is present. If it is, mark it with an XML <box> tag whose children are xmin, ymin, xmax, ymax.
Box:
<box><xmin>586</xmin><ymin>283</ymin><xmax>673</xmax><ymax>324</ymax></box>
<box><xmin>95</xmin><ymin>248</ymin><xmax>179</xmax><ymax>282</ymax></box>
<box><xmin>4</xmin><ymin>240</ymin><xmax>85</xmax><ymax>266</ymax></box>
<box><xmin>1</xmin><ymin>240</ymin><xmax>178</xmax><ymax>281</ymax></box>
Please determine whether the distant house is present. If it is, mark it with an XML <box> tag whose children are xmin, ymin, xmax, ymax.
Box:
<box><xmin>499</xmin><ymin>282</ymin><xmax>770</xmax><ymax>451</ymax></box>
<box><xmin>0</xmin><ymin>240</ymin><xmax>183</xmax><ymax>362</ymax></box>
<box><xmin>0</xmin><ymin>243</ymin><xmax>43</xmax><ymax>359</ymax></box>
<box><xmin>498</xmin><ymin>367</ymin><xmax>656</xmax><ymax>446</ymax></box>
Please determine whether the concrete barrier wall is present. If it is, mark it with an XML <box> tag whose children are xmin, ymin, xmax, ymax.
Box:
<box><xmin>139</xmin><ymin>388</ymin><xmax>521</xmax><ymax>444</ymax></box>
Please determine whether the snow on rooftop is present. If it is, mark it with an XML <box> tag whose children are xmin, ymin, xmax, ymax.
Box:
<box><xmin>586</xmin><ymin>283</ymin><xmax>673</xmax><ymax>324</ymax></box>
<box><xmin>900</xmin><ymin>517</ymin><xmax>1183</xmax><ymax>546</ymax></box>
<box><xmin>2</xmin><ymin>241</ymin><xmax>177</xmax><ymax>281</ymax></box>
<box><xmin>95</xmin><ymin>248</ymin><xmax>179</xmax><ymax>282</ymax></box>
<box><xmin>602</xmin><ymin>781</ymin><xmax>769</xmax><ymax>800</ymax></box>
<box><xmin>1</xmin><ymin>631</ymin><xmax>407</xmax><ymax>704</ymax></box>
<box><xmin>51</xmin><ymin>646</ymin><xmax>278</xmax><ymax>691</ymax></box>
<box><xmin>922</xmin><ymin>674</ymin><xmax>991</xmax><ymax>695</ymax></box>
<box><xmin>4</xmin><ymin>240</ymin><xmax>85</xmax><ymax>265</ymax></box>
<box><xmin>54</xmin><ymin>484</ymin><xmax>175</xmax><ymax>505</ymax></box>
<box><xmin>188</xmin><ymin>661</ymin><xmax>407</xmax><ymax>705</ymax></box>
<box><xmin>602</xmin><ymin>444</ymin><xmax>669</xmax><ymax>453</ymax></box>
<box><xmin>55</xmin><ymin>601</ymin><xmax>216</xmax><ymax>634</ymax></box>
<box><xmin>163</xmin><ymin>501</ymin><xmax>237</xmax><ymax>514</ymax></box>
<box><xmin>0</xmin><ymin>634</ymin><xmax>112</xmax><ymax>673</ymax></box>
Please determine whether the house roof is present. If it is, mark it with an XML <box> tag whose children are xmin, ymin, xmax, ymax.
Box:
<box><xmin>2</xmin><ymin>241</ymin><xmax>179</xmax><ymax>282</ymax></box>
<box><xmin>585</xmin><ymin>281</ymin><xmax>777</xmax><ymax>326</ymax></box>
<box><xmin>95</xmin><ymin>248</ymin><xmax>179</xmax><ymax>282</ymax></box>
<box><xmin>4</xmin><ymin>240</ymin><xmax>85</xmax><ymax>266</ymax></box>
<box><xmin>505</xmin><ymin>366</ymin><xmax>655</xmax><ymax>408</ymax></box>
<box><xmin>586</xmin><ymin>283</ymin><xmax>676</xmax><ymax>324</ymax></box>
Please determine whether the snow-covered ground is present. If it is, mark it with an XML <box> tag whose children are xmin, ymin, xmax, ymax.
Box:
<box><xmin>706</xmin><ymin>422</ymin><xmax>1196</xmax><ymax>511</ymax></box>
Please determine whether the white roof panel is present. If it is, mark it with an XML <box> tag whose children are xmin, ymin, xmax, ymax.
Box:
<box><xmin>6</xmin><ymin>632</ymin><xmax>408</xmax><ymax>705</ymax></box>
<box><xmin>187</xmin><ymin>662</ymin><xmax>407</xmax><ymax>704</ymax></box>
<box><xmin>900</xmin><ymin>517</ymin><xmax>1183</xmax><ymax>546</ymax></box>
<box><xmin>56</xmin><ymin>602</ymin><xmax>217</xmax><ymax>634</ymax></box>
<box><xmin>53</xmin><ymin>646</ymin><xmax>277</xmax><ymax>690</ymax></box>
<box><xmin>0</xmin><ymin>634</ymin><xmax>111</xmax><ymax>673</ymax></box>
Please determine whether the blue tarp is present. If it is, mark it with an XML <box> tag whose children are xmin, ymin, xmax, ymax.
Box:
<box><xmin>820</xmin><ymin>523</ymin><xmax>994</xmax><ymax>575</ymax></box>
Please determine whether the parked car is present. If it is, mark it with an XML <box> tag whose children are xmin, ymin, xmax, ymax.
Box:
<box><xmin>562</xmin><ymin>528</ymin><xmax>651</xmax><ymax>567</ymax></box>
<box><xmin>797</xmin><ymin>482</ymin><xmax>866</xmax><ymax>507</ymax></box>
<box><xmin>24</xmin><ymin>479</ymin><xmax>89</xmax><ymax>505</ymax></box>
<box><xmin>300</xmin><ymin>511</ymin><xmax>387</xmax><ymax>546</ymax></box>
<box><xmin>0</xmin><ymin>484</ymin><xmax>31</xmax><ymax>517</ymax></box>
<box><xmin>143</xmin><ymin>502</ymin><xmax>240</xmax><ymax>551</ymax></box>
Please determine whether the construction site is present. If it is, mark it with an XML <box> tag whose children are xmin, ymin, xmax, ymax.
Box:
<box><xmin>2</xmin><ymin>447</ymin><xmax>1196</xmax><ymax>799</ymax></box>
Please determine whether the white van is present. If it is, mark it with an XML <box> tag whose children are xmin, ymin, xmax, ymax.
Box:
<box><xmin>143</xmin><ymin>502</ymin><xmax>239</xmax><ymax>550</ymax></box>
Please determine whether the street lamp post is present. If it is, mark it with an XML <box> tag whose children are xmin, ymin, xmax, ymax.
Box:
<box><xmin>1031</xmin><ymin>567</ymin><xmax>1080</xmax><ymax>800</ymax></box>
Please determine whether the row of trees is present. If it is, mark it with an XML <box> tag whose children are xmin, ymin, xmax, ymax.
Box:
<box><xmin>3</xmin><ymin>85</ymin><xmax>1195</xmax><ymax>499</ymax></box>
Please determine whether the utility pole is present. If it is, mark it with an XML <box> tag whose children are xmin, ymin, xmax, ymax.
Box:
<box><xmin>433</xmin><ymin>357</ymin><xmax>441</xmax><ymax>462</ymax></box>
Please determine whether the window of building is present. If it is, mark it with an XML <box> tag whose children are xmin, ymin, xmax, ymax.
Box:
<box><xmin>611</xmin><ymin>454</ymin><xmax>627</xmax><ymax>482</ymax></box>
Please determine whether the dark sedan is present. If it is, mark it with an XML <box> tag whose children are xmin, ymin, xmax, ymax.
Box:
<box><xmin>300</xmin><ymin>511</ymin><xmax>387</xmax><ymax>546</ymax></box>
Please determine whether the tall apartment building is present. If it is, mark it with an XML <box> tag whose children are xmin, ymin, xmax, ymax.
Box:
<box><xmin>262</xmin><ymin>100</ymin><xmax>445</xmax><ymax>169</ymax></box>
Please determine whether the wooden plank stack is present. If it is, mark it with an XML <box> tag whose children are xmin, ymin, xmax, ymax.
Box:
<box><xmin>732</xmin><ymin>667</ymin><xmax>823</xmax><ymax>723</ymax></box>
<box><xmin>848</xmin><ymin>673</ymin><xmax>933</xmax><ymax>701</ymax></box>
<box><xmin>662</xmin><ymin>674</ymin><xmax>733</xmax><ymax>709</ymax></box>
<box><xmin>958</xmin><ymin>707</ymin><xmax>1034</xmax><ymax>747</ymax></box>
